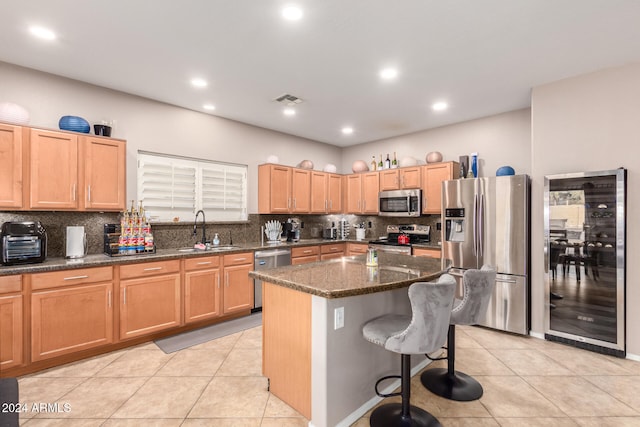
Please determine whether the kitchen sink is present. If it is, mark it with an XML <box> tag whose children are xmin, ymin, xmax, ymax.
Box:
<box><xmin>207</xmin><ymin>245</ymin><xmax>239</xmax><ymax>251</ymax></box>
<box><xmin>175</xmin><ymin>245</ymin><xmax>239</xmax><ymax>253</ymax></box>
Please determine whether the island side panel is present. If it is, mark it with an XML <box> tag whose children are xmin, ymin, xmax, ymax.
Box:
<box><xmin>262</xmin><ymin>281</ymin><xmax>312</xmax><ymax>419</ymax></box>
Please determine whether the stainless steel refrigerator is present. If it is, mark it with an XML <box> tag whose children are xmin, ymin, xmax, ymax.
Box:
<box><xmin>442</xmin><ymin>174</ymin><xmax>530</xmax><ymax>335</ymax></box>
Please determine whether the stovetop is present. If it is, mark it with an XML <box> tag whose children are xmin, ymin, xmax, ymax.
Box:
<box><xmin>369</xmin><ymin>224</ymin><xmax>430</xmax><ymax>247</ymax></box>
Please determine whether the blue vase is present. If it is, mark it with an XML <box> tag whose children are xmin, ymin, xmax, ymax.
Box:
<box><xmin>496</xmin><ymin>166</ymin><xmax>515</xmax><ymax>176</ymax></box>
<box><xmin>59</xmin><ymin>116</ymin><xmax>90</xmax><ymax>133</ymax></box>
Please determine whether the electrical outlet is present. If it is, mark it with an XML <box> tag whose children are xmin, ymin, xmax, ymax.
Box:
<box><xmin>334</xmin><ymin>307</ymin><xmax>344</xmax><ymax>329</ymax></box>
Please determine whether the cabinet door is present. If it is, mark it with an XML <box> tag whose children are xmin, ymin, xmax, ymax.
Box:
<box><xmin>31</xmin><ymin>283</ymin><xmax>113</xmax><ymax>361</ymax></box>
<box><xmin>0</xmin><ymin>294</ymin><xmax>23</xmax><ymax>369</ymax></box>
<box><xmin>379</xmin><ymin>170</ymin><xmax>399</xmax><ymax>191</ymax></box>
<box><xmin>0</xmin><ymin>123</ymin><xmax>23</xmax><ymax>209</ymax></box>
<box><xmin>347</xmin><ymin>243</ymin><xmax>368</xmax><ymax>256</ymax></box>
<box><xmin>310</xmin><ymin>171</ymin><xmax>328</xmax><ymax>213</ymax></box>
<box><xmin>223</xmin><ymin>264</ymin><xmax>254</xmax><ymax>314</ymax></box>
<box><xmin>345</xmin><ymin>174</ymin><xmax>362</xmax><ymax>213</ymax></box>
<box><xmin>327</xmin><ymin>174</ymin><xmax>343</xmax><ymax>213</ymax></box>
<box><xmin>185</xmin><ymin>268</ymin><xmax>221</xmax><ymax>323</ymax></box>
<box><xmin>82</xmin><ymin>137</ymin><xmax>126</xmax><ymax>211</ymax></box>
<box><xmin>401</xmin><ymin>167</ymin><xmax>422</xmax><ymax>189</ymax></box>
<box><xmin>413</xmin><ymin>247</ymin><xmax>441</xmax><ymax>259</ymax></box>
<box><xmin>29</xmin><ymin>128</ymin><xmax>79</xmax><ymax>209</ymax></box>
<box><xmin>422</xmin><ymin>162</ymin><xmax>457</xmax><ymax>214</ymax></box>
<box><xmin>120</xmin><ymin>274</ymin><xmax>181</xmax><ymax>340</ymax></box>
<box><xmin>362</xmin><ymin>172</ymin><xmax>380</xmax><ymax>214</ymax></box>
<box><xmin>291</xmin><ymin>168</ymin><xmax>311</xmax><ymax>213</ymax></box>
<box><xmin>259</xmin><ymin>164</ymin><xmax>291</xmax><ymax>213</ymax></box>
<box><xmin>292</xmin><ymin>255</ymin><xmax>319</xmax><ymax>265</ymax></box>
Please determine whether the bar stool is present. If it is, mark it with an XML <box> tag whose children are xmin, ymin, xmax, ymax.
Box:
<box><xmin>362</xmin><ymin>275</ymin><xmax>456</xmax><ymax>427</ymax></box>
<box><xmin>420</xmin><ymin>266</ymin><xmax>496</xmax><ymax>401</ymax></box>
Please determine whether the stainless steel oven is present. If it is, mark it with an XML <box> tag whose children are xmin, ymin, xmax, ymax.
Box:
<box><xmin>378</xmin><ymin>189</ymin><xmax>421</xmax><ymax>217</ymax></box>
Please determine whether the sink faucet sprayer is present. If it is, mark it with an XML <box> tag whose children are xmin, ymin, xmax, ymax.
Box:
<box><xmin>193</xmin><ymin>210</ymin><xmax>207</xmax><ymax>244</ymax></box>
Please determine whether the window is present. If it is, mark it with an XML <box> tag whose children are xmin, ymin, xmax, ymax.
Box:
<box><xmin>137</xmin><ymin>151</ymin><xmax>247</xmax><ymax>222</ymax></box>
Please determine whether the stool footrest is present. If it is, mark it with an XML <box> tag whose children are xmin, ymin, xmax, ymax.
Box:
<box><xmin>375</xmin><ymin>375</ymin><xmax>402</xmax><ymax>398</ymax></box>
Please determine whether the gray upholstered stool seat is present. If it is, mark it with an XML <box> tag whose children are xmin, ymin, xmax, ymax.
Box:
<box><xmin>420</xmin><ymin>266</ymin><xmax>496</xmax><ymax>401</ymax></box>
<box><xmin>362</xmin><ymin>274</ymin><xmax>456</xmax><ymax>427</ymax></box>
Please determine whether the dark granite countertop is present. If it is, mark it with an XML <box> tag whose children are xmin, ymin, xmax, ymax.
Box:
<box><xmin>0</xmin><ymin>239</ymin><xmax>370</xmax><ymax>276</ymax></box>
<box><xmin>249</xmin><ymin>253</ymin><xmax>449</xmax><ymax>299</ymax></box>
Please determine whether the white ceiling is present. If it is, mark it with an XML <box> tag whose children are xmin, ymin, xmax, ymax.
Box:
<box><xmin>2</xmin><ymin>1</ymin><xmax>640</xmax><ymax>147</ymax></box>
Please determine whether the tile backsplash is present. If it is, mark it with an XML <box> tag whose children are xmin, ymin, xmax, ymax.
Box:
<box><xmin>0</xmin><ymin>212</ymin><xmax>442</xmax><ymax>258</ymax></box>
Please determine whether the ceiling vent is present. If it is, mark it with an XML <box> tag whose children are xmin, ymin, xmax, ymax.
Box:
<box><xmin>274</xmin><ymin>93</ymin><xmax>303</xmax><ymax>106</ymax></box>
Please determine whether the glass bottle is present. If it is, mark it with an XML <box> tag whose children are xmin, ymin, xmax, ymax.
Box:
<box><xmin>384</xmin><ymin>154</ymin><xmax>391</xmax><ymax>169</ymax></box>
<box><xmin>370</xmin><ymin>156</ymin><xmax>377</xmax><ymax>171</ymax></box>
<box><xmin>378</xmin><ymin>155</ymin><xmax>383</xmax><ymax>169</ymax></box>
<box><xmin>391</xmin><ymin>152</ymin><xmax>398</xmax><ymax>169</ymax></box>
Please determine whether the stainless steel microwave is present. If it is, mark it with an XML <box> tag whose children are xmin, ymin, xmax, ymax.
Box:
<box><xmin>378</xmin><ymin>189</ymin><xmax>422</xmax><ymax>217</ymax></box>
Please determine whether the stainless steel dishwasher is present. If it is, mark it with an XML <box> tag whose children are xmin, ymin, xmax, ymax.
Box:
<box><xmin>253</xmin><ymin>248</ymin><xmax>291</xmax><ymax>311</ymax></box>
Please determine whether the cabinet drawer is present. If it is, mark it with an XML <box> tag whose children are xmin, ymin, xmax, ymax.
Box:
<box><xmin>119</xmin><ymin>260</ymin><xmax>180</xmax><ymax>279</ymax></box>
<box><xmin>292</xmin><ymin>246</ymin><xmax>320</xmax><ymax>258</ymax></box>
<box><xmin>347</xmin><ymin>243</ymin><xmax>368</xmax><ymax>254</ymax></box>
<box><xmin>184</xmin><ymin>255</ymin><xmax>220</xmax><ymax>271</ymax></box>
<box><xmin>0</xmin><ymin>275</ymin><xmax>22</xmax><ymax>293</ymax></box>
<box><xmin>413</xmin><ymin>248</ymin><xmax>441</xmax><ymax>259</ymax></box>
<box><xmin>321</xmin><ymin>243</ymin><xmax>345</xmax><ymax>254</ymax></box>
<box><xmin>223</xmin><ymin>252</ymin><xmax>253</xmax><ymax>267</ymax></box>
<box><xmin>292</xmin><ymin>255</ymin><xmax>319</xmax><ymax>265</ymax></box>
<box><xmin>31</xmin><ymin>267</ymin><xmax>113</xmax><ymax>290</ymax></box>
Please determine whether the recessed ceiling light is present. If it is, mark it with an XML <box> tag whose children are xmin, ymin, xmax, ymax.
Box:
<box><xmin>203</xmin><ymin>104</ymin><xmax>215</xmax><ymax>111</ymax></box>
<box><xmin>191</xmin><ymin>78</ymin><xmax>208</xmax><ymax>88</ymax></box>
<box><xmin>379</xmin><ymin>68</ymin><xmax>398</xmax><ymax>80</ymax></box>
<box><xmin>432</xmin><ymin>101</ymin><xmax>448</xmax><ymax>111</ymax></box>
<box><xmin>283</xmin><ymin>108</ymin><xmax>296</xmax><ymax>116</ymax></box>
<box><xmin>282</xmin><ymin>5</ymin><xmax>303</xmax><ymax>20</ymax></box>
<box><xmin>341</xmin><ymin>127</ymin><xmax>354</xmax><ymax>135</ymax></box>
<box><xmin>29</xmin><ymin>26</ymin><xmax>56</xmax><ymax>40</ymax></box>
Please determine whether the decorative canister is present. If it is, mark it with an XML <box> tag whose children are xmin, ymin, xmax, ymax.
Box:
<box><xmin>0</xmin><ymin>102</ymin><xmax>30</xmax><ymax>124</ymax></box>
<box><xmin>59</xmin><ymin>116</ymin><xmax>90</xmax><ymax>133</ymax></box>
<box><xmin>351</xmin><ymin>160</ymin><xmax>369</xmax><ymax>173</ymax></box>
<box><xmin>298</xmin><ymin>159</ymin><xmax>314</xmax><ymax>169</ymax></box>
<box><xmin>426</xmin><ymin>151</ymin><xmax>443</xmax><ymax>163</ymax></box>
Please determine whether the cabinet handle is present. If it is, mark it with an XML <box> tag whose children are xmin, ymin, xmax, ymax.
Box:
<box><xmin>325</xmin><ymin>200</ymin><xmax>328</xmax><ymax>211</ymax></box>
<box><xmin>363</xmin><ymin>200</ymin><xmax>366</xmax><ymax>211</ymax></box>
<box><xmin>294</xmin><ymin>198</ymin><xmax>297</xmax><ymax>209</ymax></box>
<box><xmin>63</xmin><ymin>275</ymin><xmax>89</xmax><ymax>281</ymax></box>
<box><xmin>143</xmin><ymin>267</ymin><xmax>163</xmax><ymax>271</ymax></box>
<box><xmin>357</xmin><ymin>200</ymin><xmax>360</xmax><ymax>210</ymax></box>
<box><xmin>71</xmin><ymin>183</ymin><xmax>77</xmax><ymax>201</ymax></box>
<box><xmin>225</xmin><ymin>272</ymin><xmax>229</xmax><ymax>287</ymax></box>
<box><xmin>217</xmin><ymin>274</ymin><xmax>221</xmax><ymax>289</ymax></box>
<box><xmin>123</xmin><ymin>288</ymin><xmax>127</xmax><ymax>305</ymax></box>
<box><xmin>87</xmin><ymin>185</ymin><xmax>91</xmax><ymax>202</ymax></box>
<box><xmin>108</xmin><ymin>290</ymin><xmax>112</xmax><ymax>308</ymax></box>
<box><xmin>303</xmin><ymin>249</ymin><xmax>312</xmax><ymax>254</ymax></box>
<box><xmin>233</xmin><ymin>257</ymin><xmax>247</xmax><ymax>262</ymax></box>
<box><xmin>197</xmin><ymin>261</ymin><xmax>212</xmax><ymax>265</ymax></box>
<box><xmin>288</xmin><ymin>197</ymin><xmax>291</xmax><ymax>209</ymax></box>
<box><xmin>330</xmin><ymin>200</ymin><xmax>333</xmax><ymax>210</ymax></box>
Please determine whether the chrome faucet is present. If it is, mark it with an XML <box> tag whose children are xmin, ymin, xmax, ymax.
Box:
<box><xmin>193</xmin><ymin>210</ymin><xmax>207</xmax><ymax>244</ymax></box>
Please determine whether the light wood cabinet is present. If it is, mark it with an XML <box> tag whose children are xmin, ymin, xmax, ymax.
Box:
<box><xmin>222</xmin><ymin>252</ymin><xmax>254</xmax><ymax>315</ymax></box>
<box><xmin>81</xmin><ymin>136</ymin><xmax>126</xmax><ymax>211</ymax></box>
<box><xmin>30</xmin><ymin>268</ymin><xmax>113</xmax><ymax>362</ymax></box>
<box><xmin>413</xmin><ymin>247</ymin><xmax>441</xmax><ymax>259</ymax></box>
<box><xmin>421</xmin><ymin>162</ymin><xmax>459</xmax><ymax>214</ymax></box>
<box><xmin>320</xmin><ymin>243</ymin><xmax>345</xmax><ymax>260</ymax></box>
<box><xmin>29</xmin><ymin>128</ymin><xmax>79</xmax><ymax>209</ymax></box>
<box><xmin>0</xmin><ymin>123</ymin><xmax>24</xmax><ymax>209</ymax></box>
<box><xmin>379</xmin><ymin>167</ymin><xmax>421</xmax><ymax>191</ymax></box>
<box><xmin>0</xmin><ymin>275</ymin><xmax>23</xmax><ymax>370</ymax></box>
<box><xmin>119</xmin><ymin>260</ymin><xmax>181</xmax><ymax>340</ymax></box>
<box><xmin>292</xmin><ymin>245</ymin><xmax>320</xmax><ymax>265</ymax></box>
<box><xmin>345</xmin><ymin>173</ymin><xmax>379</xmax><ymax>214</ymax></box>
<box><xmin>291</xmin><ymin>168</ymin><xmax>311</xmax><ymax>213</ymax></box>
<box><xmin>347</xmin><ymin>242</ymin><xmax>368</xmax><ymax>256</ymax></box>
<box><xmin>184</xmin><ymin>256</ymin><xmax>221</xmax><ymax>324</ymax></box>
<box><xmin>310</xmin><ymin>172</ymin><xmax>343</xmax><ymax>214</ymax></box>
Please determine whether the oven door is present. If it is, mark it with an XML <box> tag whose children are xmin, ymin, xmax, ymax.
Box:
<box><xmin>368</xmin><ymin>243</ymin><xmax>412</xmax><ymax>255</ymax></box>
<box><xmin>378</xmin><ymin>189</ymin><xmax>422</xmax><ymax>217</ymax></box>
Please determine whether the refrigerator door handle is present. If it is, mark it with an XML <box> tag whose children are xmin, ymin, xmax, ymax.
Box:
<box><xmin>543</xmin><ymin>237</ymin><xmax>549</xmax><ymax>273</ymax></box>
<box><xmin>473</xmin><ymin>193</ymin><xmax>478</xmax><ymax>256</ymax></box>
<box><xmin>479</xmin><ymin>193</ymin><xmax>485</xmax><ymax>257</ymax></box>
<box><xmin>496</xmin><ymin>277</ymin><xmax>518</xmax><ymax>284</ymax></box>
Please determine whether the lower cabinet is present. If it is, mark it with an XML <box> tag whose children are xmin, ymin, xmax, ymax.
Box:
<box><xmin>292</xmin><ymin>246</ymin><xmax>320</xmax><ymax>265</ymax></box>
<box><xmin>184</xmin><ymin>256</ymin><xmax>221</xmax><ymax>323</ymax></box>
<box><xmin>31</xmin><ymin>282</ymin><xmax>113</xmax><ymax>362</ymax></box>
<box><xmin>320</xmin><ymin>243</ymin><xmax>346</xmax><ymax>261</ymax></box>
<box><xmin>119</xmin><ymin>260</ymin><xmax>181</xmax><ymax>340</ymax></box>
<box><xmin>347</xmin><ymin>242</ymin><xmax>368</xmax><ymax>256</ymax></box>
<box><xmin>413</xmin><ymin>247</ymin><xmax>441</xmax><ymax>259</ymax></box>
<box><xmin>0</xmin><ymin>291</ymin><xmax>23</xmax><ymax>369</ymax></box>
<box><xmin>222</xmin><ymin>253</ymin><xmax>254</xmax><ymax>315</ymax></box>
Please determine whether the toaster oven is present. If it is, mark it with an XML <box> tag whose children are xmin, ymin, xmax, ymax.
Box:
<box><xmin>1</xmin><ymin>221</ymin><xmax>47</xmax><ymax>266</ymax></box>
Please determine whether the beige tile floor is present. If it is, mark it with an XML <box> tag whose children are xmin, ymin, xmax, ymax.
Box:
<box><xmin>15</xmin><ymin>324</ymin><xmax>640</xmax><ymax>426</ymax></box>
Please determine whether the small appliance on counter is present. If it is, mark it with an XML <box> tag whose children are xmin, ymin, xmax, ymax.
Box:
<box><xmin>66</xmin><ymin>226</ymin><xmax>87</xmax><ymax>259</ymax></box>
<box><xmin>1</xmin><ymin>221</ymin><xmax>47</xmax><ymax>266</ymax></box>
<box><xmin>323</xmin><ymin>226</ymin><xmax>337</xmax><ymax>240</ymax></box>
<box><xmin>283</xmin><ymin>218</ymin><xmax>301</xmax><ymax>242</ymax></box>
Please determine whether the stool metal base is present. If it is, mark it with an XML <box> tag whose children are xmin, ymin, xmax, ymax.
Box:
<box><xmin>420</xmin><ymin>368</ymin><xmax>483</xmax><ymax>401</ymax></box>
<box><xmin>370</xmin><ymin>402</ymin><xmax>441</xmax><ymax>427</ymax></box>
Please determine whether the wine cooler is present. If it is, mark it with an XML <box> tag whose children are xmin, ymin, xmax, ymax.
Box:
<box><xmin>544</xmin><ymin>168</ymin><xmax>626</xmax><ymax>357</ymax></box>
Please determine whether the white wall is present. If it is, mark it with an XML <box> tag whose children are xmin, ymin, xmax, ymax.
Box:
<box><xmin>531</xmin><ymin>62</ymin><xmax>640</xmax><ymax>355</ymax></box>
<box><xmin>341</xmin><ymin>108</ymin><xmax>532</xmax><ymax>178</ymax></box>
<box><xmin>0</xmin><ymin>62</ymin><xmax>342</xmax><ymax>214</ymax></box>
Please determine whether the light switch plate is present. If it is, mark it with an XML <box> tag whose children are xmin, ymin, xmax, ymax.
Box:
<box><xmin>334</xmin><ymin>307</ymin><xmax>344</xmax><ymax>329</ymax></box>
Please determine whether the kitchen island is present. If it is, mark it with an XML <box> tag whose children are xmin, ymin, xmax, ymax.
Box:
<box><xmin>249</xmin><ymin>253</ymin><xmax>448</xmax><ymax>427</ymax></box>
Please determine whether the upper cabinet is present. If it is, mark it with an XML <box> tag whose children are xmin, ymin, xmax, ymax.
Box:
<box><xmin>258</xmin><ymin>164</ymin><xmax>311</xmax><ymax>214</ymax></box>
<box><xmin>345</xmin><ymin>172</ymin><xmax>379</xmax><ymax>214</ymax></box>
<box><xmin>0</xmin><ymin>123</ymin><xmax>126</xmax><ymax>212</ymax></box>
<box><xmin>0</xmin><ymin>123</ymin><xmax>24</xmax><ymax>209</ymax></box>
<box><xmin>421</xmin><ymin>162</ymin><xmax>459</xmax><ymax>214</ymax></box>
<box><xmin>310</xmin><ymin>171</ymin><xmax>343</xmax><ymax>214</ymax></box>
<box><xmin>379</xmin><ymin>167</ymin><xmax>421</xmax><ymax>191</ymax></box>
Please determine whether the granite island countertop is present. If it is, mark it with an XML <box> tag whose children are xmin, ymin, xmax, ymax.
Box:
<box><xmin>249</xmin><ymin>253</ymin><xmax>448</xmax><ymax>299</ymax></box>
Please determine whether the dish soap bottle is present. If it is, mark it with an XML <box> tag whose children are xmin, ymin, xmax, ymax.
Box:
<box><xmin>212</xmin><ymin>233</ymin><xmax>220</xmax><ymax>246</ymax></box>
